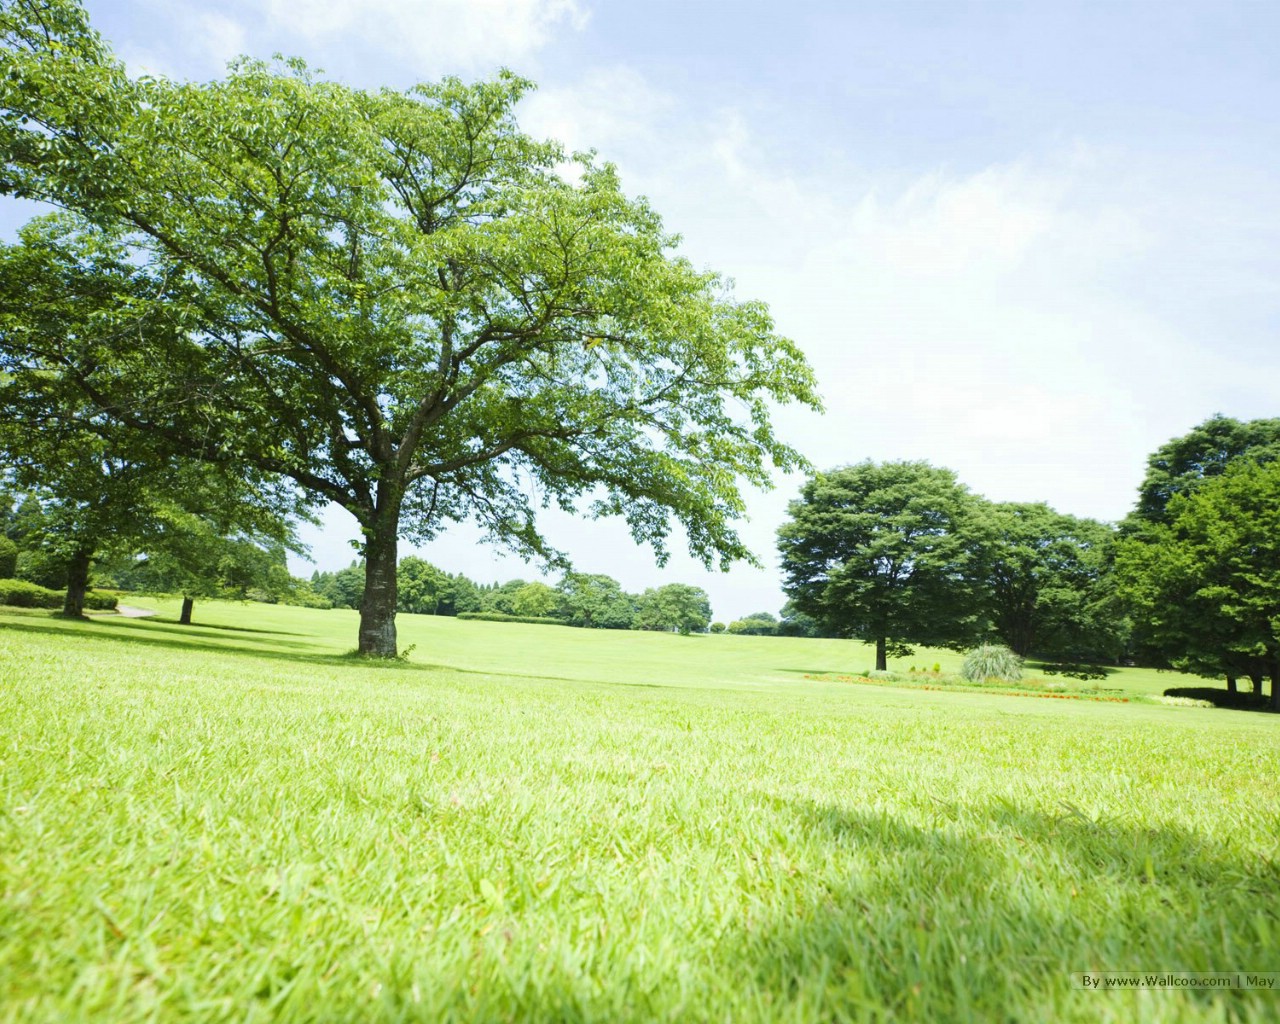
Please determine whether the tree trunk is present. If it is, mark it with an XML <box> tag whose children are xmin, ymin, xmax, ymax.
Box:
<box><xmin>61</xmin><ymin>546</ymin><xmax>92</xmax><ymax>618</ymax></box>
<box><xmin>358</xmin><ymin>501</ymin><xmax>400</xmax><ymax>657</ymax></box>
<box><xmin>875</xmin><ymin>636</ymin><xmax>887</xmax><ymax>672</ymax></box>
<box><xmin>1265</xmin><ymin>650</ymin><xmax>1280</xmax><ymax>711</ymax></box>
<box><xmin>1226</xmin><ymin>674</ymin><xmax>1238</xmax><ymax>695</ymax></box>
<box><xmin>1249</xmin><ymin>672</ymin><xmax>1263</xmax><ymax>693</ymax></box>
<box><xmin>180</xmin><ymin>597</ymin><xmax>194</xmax><ymax>625</ymax></box>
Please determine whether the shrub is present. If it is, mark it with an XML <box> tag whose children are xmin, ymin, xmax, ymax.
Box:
<box><xmin>455</xmin><ymin>611</ymin><xmax>567</xmax><ymax>626</ymax></box>
<box><xmin>962</xmin><ymin>644</ymin><xmax>1023</xmax><ymax>682</ymax></box>
<box><xmin>84</xmin><ymin>591</ymin><xmax>119</xmax><ymax>611</ymax></box>
<box><xmin>294</xmin><ymin>593</ymin><xmax>334</xmax><ymax>610</ymax></box>
<box><xmin>709</xmin><ymin>622</ymin><xmax>726</xmax><ymax>634</ymax></box>
<box><xmin>0</xmin><ymin>537</ymin><xmax>17</xmax><ymax>579</ymax></box>
<box><xmin>728</xmin><ymin>618</ymin><xmax>778</xmax><ymax>636</ymax></box>
<box><xmin>0</xmin><ymin>579</ymin><xmax>63</xmax><ymax>608</ymax></box>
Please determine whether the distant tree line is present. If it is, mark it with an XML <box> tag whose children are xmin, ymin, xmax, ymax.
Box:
<box><xmin>307</xmin><ymin>562</ymin><xmax>716</xmax><ymax>635</ymax></box>
<box><xmin>0</xmin><ymin>489</ymin><xmax>722</xmax><ymax>634</ymax></box>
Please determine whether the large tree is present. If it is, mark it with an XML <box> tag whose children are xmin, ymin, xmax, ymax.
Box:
<box><xmin>778</xmin><ymin>461</ymin><xmax>986</xmax><ymax>671</ymax></box>
<box><xmin>0</xmin><ymin>0</ymin><xmax>820</xmax><ymax>655</ymax></box>
<box><xmin>1116</xmin><ymin>459</ymin><xmax>1280</xmax><ymax>709</ymax></box>
<box><xmin>1119</xmin><ymin>415</ymin><xmax>1280</xmax><ymax>689</ymax></box>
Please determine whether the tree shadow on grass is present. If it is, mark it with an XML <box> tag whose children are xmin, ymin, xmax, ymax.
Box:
<box><xmin>719</xmin><ymin>797</ymin><xmax>1278</xmax><ymax>1021</ymax></box>
<box><xmin>111</xmin><ymin>617</ymin><xmax>316</xmax><ymax>644</ymax></box>
<box><xmin>777</xmin><ymin>668</ymin><xmax>876</xmax><ymax>679</ymax></box>
<box><xmin>137</xmin><ymin>616</ymin><xmax>308</xmax><ymax>637</ymax></box>
<box><xmin>0</xmin><ymin>618</ymin><xmax>428</xmax><ymax>674</ymax></box>
<box><xmin>0</xmin><ymin>616</ymin><xmax>598</xmax><ymax>688</ymax></box>
<box><xmin>1163</xmin><ymin>687</ymin><xmax>1276</xmax><ymax>714</ymax></box>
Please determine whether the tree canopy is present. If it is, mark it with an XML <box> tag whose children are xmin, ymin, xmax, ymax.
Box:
<box><xmin>558</xmin><ymin>572</ymin><xmax>637</xmax><ymax>629</ymax></box>
<box><xmin>0</xmin><ymin>0</ymin><xmax>820</xmax><ymax>655</ymax></box>
<box><xmin>1128</xmin><ymin>414</ymin><xmax>1280</xmax><ymax>528</ymax></box>
<box><xmin>635</xmin><ymin>583</ymin><xmax>712</xmax><ymax>634</ymax></box>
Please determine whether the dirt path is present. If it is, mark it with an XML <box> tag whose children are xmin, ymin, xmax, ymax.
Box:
<box><xmin>115</xmin><ymin>605</ymin><xmax>158</xmax><ymax>618</ymax></box>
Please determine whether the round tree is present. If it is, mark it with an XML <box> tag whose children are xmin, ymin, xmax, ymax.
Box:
<box><xmin>778</xmin><ymin>461</ymin><xmax>986</xmax><ymax>671</ymax></box>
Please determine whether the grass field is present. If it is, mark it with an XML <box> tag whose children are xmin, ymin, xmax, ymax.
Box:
<box><xmin>1</xmin><ymin>599</ymin><xmax>1277</xmax><ymax>1022</ymax></box>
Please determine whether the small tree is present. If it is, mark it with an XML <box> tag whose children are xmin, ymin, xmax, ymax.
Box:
<box><xmin>511</xmin><ymin>582</ymin><xmax>559</xmax><ymax>618</ymax></box>
<box><xmin>728</xmin><ymin>613</ymin><xmax>779</xmax><ymax>636</ymax></box>
<box><xmin>397</xmin><ymin>557</ymin><xmax>453</xmax><ymax>615</ymax></box>
<box><xmin>312</xmin><ymin>564</ymin><xmax>366</xmax><ymax>610</ymax></box>
<box><xmin>977</xmin><ymin>501</ymin><xmax>1124</xmax><ymax>661</ymax></box>
<box><xmin>558</xmin><ymin>572</ymin><xmax>637</xmax><ymax>629</ymax></box>
<box><xmin>484</xmin><ymin>580</ymin><xmax>530</xmax><ymax>616</ymax></box>
<box><xmin>777</xmin><ymin>600</ymin><xmax>826</xmax><ymax>638</ymax></box>
<box><xmin>147</xmin><ymin>536</ymin><xmax>294</xmax><ymax>625</ymax></box>
<box><xmin>447</xmin><ymin>574</ymin><xmax>484</xmax><ymax>615</ymax></box>
<box><xmin>635</xmin><ymin>584</ymin><xmax>712</xmax><ymax>634</ymax></box>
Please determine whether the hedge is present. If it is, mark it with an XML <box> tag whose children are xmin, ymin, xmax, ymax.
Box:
<box><xmin>456</xmin><ymin>611</ymin><xmax>567</xmax><ymax>626</ymax></box>
<box><xmin>0</xmin><ymin>580</ymin><xmax>119</xmax><ymax>611</ymax></box>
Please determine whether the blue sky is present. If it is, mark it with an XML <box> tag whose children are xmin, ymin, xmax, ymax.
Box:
<box><xmin>5</xmin><ymin>1</ymin><xmax>1279</xmax><ymax>621</ymax></box>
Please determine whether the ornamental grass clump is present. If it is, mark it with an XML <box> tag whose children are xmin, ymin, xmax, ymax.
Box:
<box><xmin>962</xmin><ymin>644</ymin><xmax>1023</xmax><ymax>683</ymax></box>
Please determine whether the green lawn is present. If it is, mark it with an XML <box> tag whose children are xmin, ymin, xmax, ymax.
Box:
<box><xmin>1</xmin><ymin>600</ymin><xmax>1276</xmax><ymax>1022</ymax></box>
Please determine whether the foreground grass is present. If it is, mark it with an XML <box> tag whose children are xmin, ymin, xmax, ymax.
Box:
<box><xmin>1</xmin><ymin>603</ymin><xmax>1277</xmax><ymax>1022</ymax></box>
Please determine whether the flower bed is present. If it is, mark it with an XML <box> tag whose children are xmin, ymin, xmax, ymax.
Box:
<box><xmin>802</xmin><ymin>673</ymin><xmax>1130</xmax><ymax>703</ymax></box>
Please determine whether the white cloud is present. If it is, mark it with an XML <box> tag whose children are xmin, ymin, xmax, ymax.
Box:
<box><xmin>195</xmin><ymin>11</ymin><xmax>251</xmax><ymax>69</ymax></box>
<box><xmin>267</xmin><ymin>0</ymin><xmax>589</xmax><ymax>72</ymax></box>
<box><xmin>853</xmin><ymin>167</ymin><xmax>1057</xmax><ymax>278</ymax></box>
<box><xmin>522</xmin><ymin>67</ymin><xmax>674</xmax><ymax>155</ymax></box>
<box><xmin>117</xmin><ymin>0</ymin><xmax>588</xmax><ymax>81</ymax></box>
